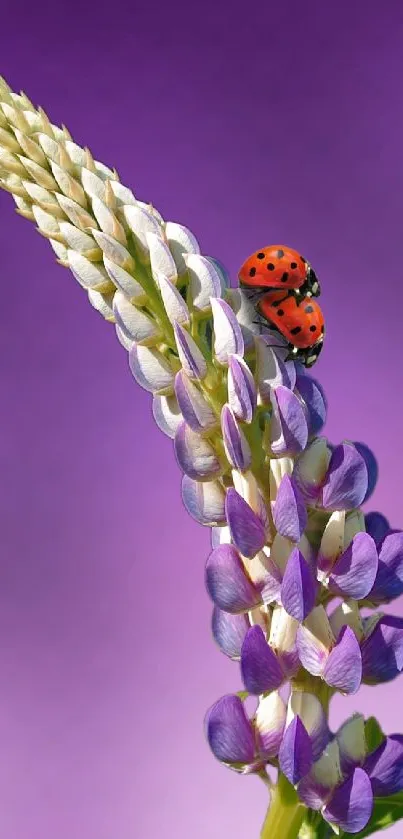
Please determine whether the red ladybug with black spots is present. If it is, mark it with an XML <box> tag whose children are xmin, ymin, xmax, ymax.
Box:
<box><xmin>256</xmin><ymin>290</ymin><xmax>325</xmax><ymax>368</ymax></box>
<box><xmin>239</xmin><ymin>245</ymin><xmax>320</xmax><ymax>299</ymax></box>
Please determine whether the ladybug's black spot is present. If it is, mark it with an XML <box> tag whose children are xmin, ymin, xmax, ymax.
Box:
<box><xmin>276</xmin><ymin>249</ymin><xmax>284</xmax><ymax>258</ymax></box>
<box><xmin>309</xmin><ymin>325</ymin><xmax>317</xmax><ymax>332</ymax></box>
<box><xmin>290</xmin><ymin>262</ymin><xmax>297</xmax><ymax>269</ymax></box>
<box><xmin>277</xmin><ymin>309</ymin><xmax>284</xmax><ymax>316</ymax></box>
<box><xmin>281</xmin><ymin>272</ymin><xmax>289</xmax><ymax>283</ymax></box>
<box><xmin>249</xmin><ymin>267</ymin><xmax>256</xmax><ymax>277</ymax></box>
<box><xmin>291</xmin><ymin>326</ymin><xmax>302</xmax><ymax>335</ymax></box>
<box><xmin>267</xmin><ymin>263</ymin><xmax>275</xmax><ymax>271</ymax></box>
<box><xmin>305</xmin><ymin>305</ymin><xmax>314</xmax><ymax>313</ymax></box>
<box><xmin>257</xmin><ymin>252</ymin><xmax>265</xmax><ymax>259</ymax></box>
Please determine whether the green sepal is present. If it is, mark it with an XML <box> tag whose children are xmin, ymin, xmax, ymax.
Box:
<box><xmin>364</xmin><ymin>716</ymin><xmax>386</xmax><ymax>754</ymax></box>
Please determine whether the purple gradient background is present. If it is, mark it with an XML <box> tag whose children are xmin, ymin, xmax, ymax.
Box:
<box><xmin>1</xmin><ymin>1</ymin><xmax>403</xmax><ymax>836</ymax></box>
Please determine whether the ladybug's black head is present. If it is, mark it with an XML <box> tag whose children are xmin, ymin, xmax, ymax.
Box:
<box><xmin>286</xmin><ymin>338</ymin><xmax>324</xmax><ymax>368</ymax></box>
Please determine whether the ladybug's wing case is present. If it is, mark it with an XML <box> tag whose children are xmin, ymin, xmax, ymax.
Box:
<box><xmin>239</xmin><ymin>245</ymin><xmax>307</xmax><ymax>291</ymax></box>
<box><xmin>257</xmin><ymin>293</ymin><xmax>324</xmax><ymax>349</ymax></box>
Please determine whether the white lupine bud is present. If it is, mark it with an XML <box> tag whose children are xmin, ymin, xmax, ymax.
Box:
<box><xmin>32</xmin><ymin>205</ymin><xmax>61</xmax><ymax>238</ymax></box>
<box><xmin>337</xmin><ymin>714</ymin><xmax>366</xmax><ymax>765</ymax></box>
<box><xmin>109</xmin><ymin>180</ymin><xmax>136</xmax><ymax>206</ymax></box>
<box><xmin>146</xmin><ymin>231</ymin><xmax>178</xmax><ymax>286</ymax></box>
<box><xmin>0</xmin><ymin>127</ymin><xmax>21</xmax><ymax>153</ymax></box>
<box><xmin>91</xmin><ymin>195</ymin><xmax>126</xmax><ymax>243</ymax></box>
<box><xmin>50</xmin><ymin>160</ymin><xmax>86</xmax><ymax>205</ymax></box>
<box><xmin>37</xmin><ymin>133</ymin><xmax>62</xmax><ymax>164</ymax></box>
<box><xmin>269</xmin><ymin>457</ymin><xmax>294</xmax><ymax>501</ymax></box>
<box><xmin>318</xmin><ymin>510</ymin><xmax>346</xmax><ymax>579</ymax></box>
<box><xmin>164</xmin><ymin>221</ymin><xmax>200</xmax><ymax>275</ymax></box>
<box><xmin>24</xmin><ymin>181</ymin><xmax>65</xmax><ymax>216</ymax></box>
<box><xmin>211</xmin><ymin>298</ymin><xmax>244</xmax><ymax>364</ymax></box>
<box><xmin>226</xmin><ymin>288</ymin><xmax>261</xmax><ymax>351</ymax></box>
<box><xmin>50</xmin><ymin>239</ymin><xmax>68</xmax><ymax>263</ymax></box>
<box><xmin>115</xmin><ymin>324</ymin><xmax>132</xmax><ymax>351</ymax></box>
<box><xmin>158</xmin><ymin>273</ymin><xmax>190</xmax><ymax>325</ymax></box>
<box><xmin>137</xmin><ymin>200</ymin><xmax>164</xmax><ymax>225</ymax></box>
<box><xmin>14</xmin><ymin>130</ymin><xmax>48</xmax><ymax>166</ymax></box>
<box><xmin>269</xmin><ymin>605</ymin><xmax>299</xmax><ymax>654</ymax></box>
<box><xmin>152</xmin><ymin>394</ymin><xmax>182</xmax><ymax>439</ymax></box>
<box><xmin>344</xmin><ymin>509</ymin><xmax>366</xmax><ymax>548</ymax></box>
<box><xmin>81</xmin><ymin>167</ymin><xmax>108</xmax><ymax>201</ymax></box>
<box><xmin>88</xmin><ymin>289</ymin><xmax>115</xmax><ymax>321</ymax></box>
<box><xmin>0</xmin><ymin>147</ymin><xmax>27</xmax><ymax>176</ymax></box>
<box><xmin>64</xmin><ymin>139</ymin><xmax>87</xmax><ymax>167</ymax></box>
<box><xmin>18</xmin><ymin>155</ymin><xmax>58</xmax><ymax>190</ymax></box>
<box><xmin>113</xmin><ymin>291</ymin><xmax>160</xmax><ymax>346</ymax></box>
<box><xmin>123</xmin><ymin>204</ymin><xmax>160</xmax><ymax>251</ymax></box>
<box><xmin>56</xmin><ymin>194</ymin><xmax>98</xmax><ymax>230</ymax></box>
<box><xmin>184</xmin><ymin>253</ymin><xmax>222</xmax><ymax>311</ymax></box>
<box><xmin>92</xmin><ymin>231</ymin><xmax>134</xmax><ymax>272</ymax></box>
<box><xmin>59</xmin><ymin>222</ymin><xmax>101</xmax><ymax>259</ymax></box>
<box><xmin>103</xmin><ymin>256</ymin><xmax>146</xmax><ymax>302</ymax></box>
<box><xmin>255</xmin><ymin>692</ymin><xmax>287</xmax><ymax>757</ymax></box>
<box><xmin>67</xmin><ymin>250</ymin><xmax>112</xmax><ymax>292</ymax></box>
<box><xmin>129</xmin><ymin>344</ymin><xmax>175</xmax><ymax>395</ymax></box>
<box><xmin>328</xmin><ymin>600</ymin><xmax>364</xmax><ymax>641</ymax></box>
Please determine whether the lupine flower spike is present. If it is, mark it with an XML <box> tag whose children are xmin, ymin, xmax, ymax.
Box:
<box><xmin>1</xmin><ymin>75</ymin><xmax>403</xmax><ymax>838</ymax></box>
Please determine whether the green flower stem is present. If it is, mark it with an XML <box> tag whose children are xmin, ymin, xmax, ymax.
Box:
<box><xmin>261</xmin><ymin>774</ymin><xmax>306</xmax><ymax>839</ymax></box>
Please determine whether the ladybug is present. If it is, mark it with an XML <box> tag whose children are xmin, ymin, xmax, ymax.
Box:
<box><xmin>238</xmin><ymin>245</ymin><xmax>320</xmax><ymax>299</ymax></box>
<box><xmin>256</xmin><ymin>290</ymin><xmax>325</xmax><ymax>367</ymax></box>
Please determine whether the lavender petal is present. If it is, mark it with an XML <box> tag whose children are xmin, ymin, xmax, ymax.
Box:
<box><xmin>365</xmin><ymin>735</ymin><xmax>403</xmax><ymax>797</ymax></box>
<box><xmin>185</xmin><ymin>254</ymin><xmax>222</xmax><ymax>312</ymax></box>
<box><xmin>365</xmin><ymin>511</ymin><xmax>390</xmax><ymax>546</ymax></box>
<box><xmin>279</xmin><ymin>717</ymin><xmax>313</xmax><ymax>785</ymax></box>
<box><xmin>174</xmin><ymin>322</ymin><xmax>207</xmax><ymax>380</ymax></box>
<box><xmin>255</xmin><ymin>338</ymin><xmax>297</xmax><ymax>401</ymax></box>
<box><xmin>205</xmin><ymin>545</ymin><xmax>262</xmax><ymax>613</ymax></box>
<box><xmin>152</xmin><ymin>394</ymin><xmax>182</xmax><ymax>439</ymax></box>
<box><xmin>221</xmin><ymin>405</ymin><xmax>251</xmax><ymax>471</ymax></box>
<box><xmin>181</xmin><ymin>476</ymin><xmax>226</xmax><ymax>526</ymax></box>
<box><xmin>174</xmin><ymin>370</ymin><xmax>217</xmax><ymax>433</ymax></box>
<box><xmin>129</xmin><ymin>343</ymin><xmax>174</xmax><ymax>395</ymax></box>
<box><xmin>205</xmin><ymin>694</ymin><xmax>256</xmax><ymax>766</ymax></box>
<box><xmin>225</xmin><ymin>488</ymin><xmax>266</xmax><ymax>558</ymax></box>
<box><xmin>270</xmin><ymin>386</ymin><xmax>309</xmax><ymax>456</ymax></box>
<box><xmin>227</xmin><ymin>354</ymin><xmax>257</xmax><ymax>424</ymax></box>
<box><xmin>322</xmin><ymin>768</ymin><xmax>373</xmax><ymax>834</ymax></box>
<box><xmin>296</xmin><ymin>374</ymin><xmax>327</xmax><ymax>437</ymax></box>
<box><xmin>212</xmin><ymin>607</ymin><xmax>250</xmax><ymax>660</ymax></box>
<box><xmin>174</xmin><ymin>422</ymin><xmax>222</xmax><ymax>481</ymax></box>
<box><xmin>288</xmin><ymin>691</ymin><xmax>330</xmax><ymax>761</ymax></box>
<box><xmin>273</xmin><ymin>474</ymin><xmax>307</xmax><ymax>543</ymax></box>
<box><xmin>240</xmin><ymin>625</ymin><xmax>284</xmax><ymax>694</ymax></box>
<box><xmin>321</xmin><ymin>442</ymin><xmax>368</xmax><ymax>511</ymax></box>
<box><xmin>361</xmin><ymin>615</ymin><xmax>403</xmax><ymax>684</ymax></box>
<box><xmin>328</xmin><ymin>532</ymin><xmax>378</xmax><ymax>600</ymax></box>
<box><xmin>281</xmin><ymin>548</ymin><xmax>316</xmax><ymax>622</ymax></box>
<box><xmin>353</xmin><ymin>441</ymin><xmax>378</xmax><ymax>503</ymax></box>
<box><xmin>369</xmin><ymin>531</ymin><xmax>403</xmax><ymax>604</ymax></box>
<box><xmin>323</xmin><ymin>626</ymin><xmax>362</xmax><ymax>695</ymax></box>
<box><xmin>211</xmin><ymin>298</ymin><xmax>244</xmax><ymax>364</ymax></box>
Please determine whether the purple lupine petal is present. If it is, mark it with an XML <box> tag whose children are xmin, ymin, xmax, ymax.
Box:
<box><xmin>323</xmin><ymin>626</ymin><xmax>362</xmax><ymax>694</ymax></box>
<box><xmin>228</xmin><ymin>354</ymin><xmax>257</xmax><ymax>424</ymax></box>
<box><xmin>255</xmin><ymin>692</ymin><xmax>287</xmax><ymax>759</ymax></box>
<box><xmin>361</xmin><ymin>615</ymin><xmax>403</xmax><ymax>684</ymax></box>
<box><xmin>281</xmin><ymin>548</ymin><xmax>316</xmax><ymax>622</ymax></box>
<box><xmin>369</xmin><ymin>531</ymin><xmax>403</xmax><ymax>604</ymax></box>
<box><xmin>279</xmin><ymin>717</ymin><xmax>313</xmax><ymax>785</ymax></box>
<box><xmin>253</xmin><ymin>552</ymin><xmax>283</xmax><ymax>605</ymax></box>
<box><xmin>212</xmin><ymin>607</ymin><xmax>250</xmax><ymax>660</ymax></box>
<box><xmin>173</xmin><ymin>322</ymin><xmax>207</xmax><ymax>379</ymax></box>
<box><xmin>129</xmin><ymin>343</ymin><xmax>175</xmax><ymax>394</ymax></box>
<box><xmin>321</xmin><ymin>442</ymin><xmax>368</xmax><ymax>511</ymax></box>
<box><xmin>175</xmin><ymin>422</ymin><xmax>222</xmax><ymax>481</ymax></box>
<box><xmin>292</xmin><ymin>438</ymin><xmax>331</xmax><ymax>505</ymax></box>
<box><xmin>240</xmin><ymin>625</ymin><xmax>283</xmax><ymax>694</ymax></box>
<box><xmin>185</xmin><ymin>253</ymin><xmax>222</xmax><ymax>312</ymax></box>
<box><xmin>205</xmin><ymin>545</ymin><xmax>262</xmax><ymax>613</ymax></box>
<box><xmin>255</xmin><ymin>338</ymin><xmax>297</xmax><ymax>402</ymax></box>
<box><xmin>152</xmin><ymin>394</ymin><xmax>182</xmax><ymax>439</ymax></box>
<box><xmin>296</xmin><ymin>606</ymin><xmax>334</xmax><ymax>676</ymax></box>
<box><xmin>210</xmin><ymin>525</ymin><xmax>231</xmax><ymax>548</ymax></box>
<box><xmin>211</xmin><ymin>298</ymin><xmax>244</xmax><ymax>364</ymax></box>
<box><xmin>296</xmin><ymin>374</ymin><xmax>327</xmax><ymax>437</ymax></box>
<box><xmin>328</xmin><ymin>532</ymin><xmax>378</xmax><ymax>600</ymax></box>
<box><xmin>365</xmin><ymin>735</ymin><xmax>403</xmax><ymax>797</ymax></box>
<box><xmin>181</xmin><ymin>476</ymin><xmax>226</xmax><ymax>526</ymax></box>
<box><xmin>337</xmin><ymin>714</ymin><xmax>366</xmax><ymax>775</ymax></box>
<box><xmin>174</xmin><ymin>370</ymin><xmax>217</xmax><ymax>433</ymax></box>
<box><xmin>365</xmin><ymin>511</ymin><xmax>390</xmax><ymax>546</ymax></box>
<box><xmin>208</xmin><ymin>257</ymin><xmax>231</xmax><ymax>292</ymax></box>
<box><xmin>322</xmin><ymin>768</ymin><xmax>373</xmax><ymax>834</ymax></box>
<box><xmin>273</xmin><ymin>475</ymin><xmax>307</xmax><ymax>543</ymax></box>
<box><xmin>225</xmin><ymin>488</ymin><xmax>266</xmax><ymax>558</ymax></box>
<box><xmin>353</xmin><ymin>441</ymin><xmax>378</xmax><ymax>503</ymax></box>
<box><xmin>226</xmin><ymin>289</ymin><xmax>261</xmax><ymax>352</ymax></box>
<box><xmin>288</xmin><ymin>692</ymin><xmax>330</xmax><ymax>761</ymax></box>
<box><xmin>205</xmin><ymin>694</ymin><xmax>256</xmax><ymax>765</ymax></box>
<box><xmin>221</xmin><ymin>405</ymin><xmax>251</xmax><ymax>471</ymax></box>
<box><xmin>270</xmin><ymin>386</ymin><xmax>309</xmax><ymax>456</ymax></box>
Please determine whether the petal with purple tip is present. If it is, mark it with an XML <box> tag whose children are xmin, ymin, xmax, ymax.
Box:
<box><xmin>298</xmin><ymin>739</ymin><xmax>342</xmax><ymax>810</ymax></box>
<box><xmin>255</xmin><ymin>338</ymin><xmax>296</xmax><ymax>401</ymax></box>
<box><xmin>185</xmin><ymin>254</ymin><xmax>222</xmax><ymax>311</ymax></box>
<box><xmin>361</xmin><ymin>615</ymin><xmax>403</xmax><ymax>684</ymax></box>
<box><xmin>221</xmin><ymin>405</ymin><xmax>251</xmax><ymax>471</ymax></box>
<box><xmin>322</xmin><ymin>768</ymin><xmax>373</xmax><ymax>834</ymax></box>
<box><xmin>228</xmin><ymin>354</ymin><xmax>257</xmax><ymax>424</ymax></box>
<box><xmin>205</xmin><ymin>545</ymin><xmax>262</xmax><ymax>613</ymax></box>
<box><xmin>157</xmin><ymin>272</ymin><xmax>190</xmax><ymax>324</ymax></box>
<box><xmin>255</xmin><ymin>692</ymin><xmax>287</xmax><ymax>759</ymax></box>
<box><xmin>211</xmin><ymin>298</ymin><xmax>244</xmax><ymax>364</ymax></box>
<box><xmin>369</xmin><ymin>531</ymin><xmax>403</xmax><ymax>604</ymax></box>
<box><xmin>273</xmin><ymin>475</ymin><xmax>307</xmax><ymax>543</ymax></box>
<box><xmin>129</xmin><ymin>344</ymin><xmax>174</xmax><ymax>395</ymax></box>
<box><xmin>270</xmin><ymin>386</ymin><xmax>309</xmax><ymax>456</ymax></box>
<box><xmin>287</xmin><ymin>692</ymin><xmax>330</xmax><ymax>761</ymax></box>
<box><xmin>113</xmin><ymin>291</ymin><xmax>161</xmax><ymax>344</ymax></box>
<box><xmin>181</xmin><ymin>476</ymin><xmax>226</xmax><ymax>526</ymax></box>
<box><xmin>152</xmin><ymin>394</ymin><xmax>182</xmax><ymax>439</ymax></box>
<box><xmin>328</xmin><ymin>532</ymin><xmax>378</xmax><ymax>599</ymax></box>
<box><xmin>174</xmin><ymin>370</ymin><xmax>217</xmax><ymax>433</ymax></box>
<box><xmin>174</xmin><ymin>422</ymin><xmax>222</xmax><ymax>481</ymax></box>
<box><xmin>164</xmin><ymin>221</ymin><xmax>200</xmax><ymax>275</ymax></box>
<box><xmin>322</xmin><ymin>442</ymin><xmax>368</xmax><ymax>511</ymax></box>
<box><xmin>205</xmin><ymin>695</ymin><xmax>256</xmax><ymax>766</ymax></box>
<box><xmin>296</xmin><ymin>606</ymin><xmax>334</xmax><ymax>676</ymax></box>
<box><xmin>174</xmin><ymin>322</ymin><xmax>207</xmax><ymax>380</ymax></box>
<box><xmin>281</xmin><ymin>548</ymin><xmax>316</xmax><ymax>622</ymax></box>
<box><xmin>365</xmin><ymin>735</ymin><xmax>403</xmax><ymax>796</ymax></box>
<box><xmin>296</xmin><ymin>374</ymin><xmax>327</xmax><ymax>437</ymax></box>
<box><xmin>225</xmin><ymin>488</ymin><xmax>266</xmax><ymax>558</ymax></box>
<box><xmin>279</xmin><ymin>717</ymin><xmax>313</xmax><ymax>785</ymax></box>
<box><xmin>323</xmin><ymin>626</ymin><xmax>362</xmax><ymax>694</ymax></box>
<box><xmin>212</xmin><ymin>607</ymin><xmax>250</xmax><ymax>660</ymax></box>
<box><xmin>241</xmin><ymin>625</ymin><xmax>283</xmax><ymax>694</ymax></box>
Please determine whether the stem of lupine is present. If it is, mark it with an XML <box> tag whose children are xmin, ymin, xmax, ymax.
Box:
<box><xmin>260</xmin><ymin>774</ymin><xmax>305</xmax><ymax>839</ymax></box>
